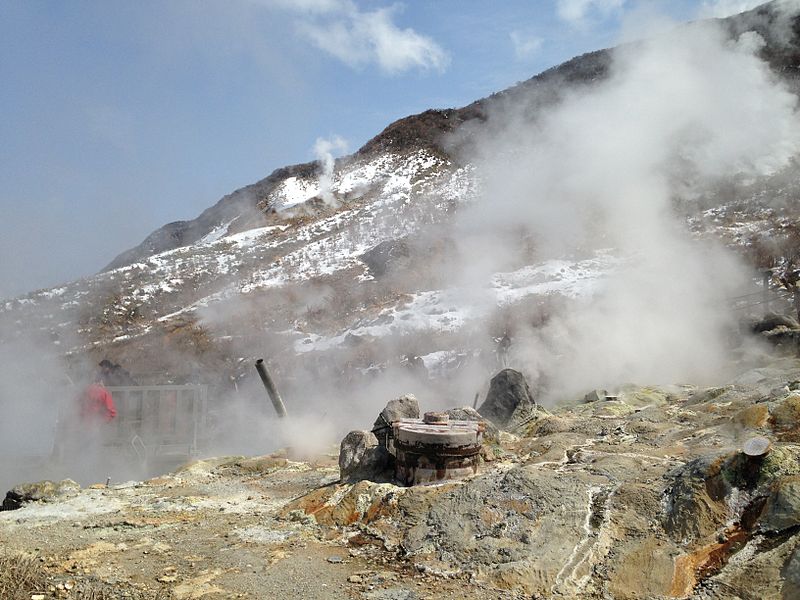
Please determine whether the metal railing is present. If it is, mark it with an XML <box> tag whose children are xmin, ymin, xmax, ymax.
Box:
<box><xmin>105</xmin><ymin>385</ymin><xmax>209</xmax><ymax>458</ymax></box>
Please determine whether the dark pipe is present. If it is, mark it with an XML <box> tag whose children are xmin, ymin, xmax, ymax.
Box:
<box><xmin>255</xmin><ymin>359</ymin><xmax>288</xmax><ymax>418</ymax></box>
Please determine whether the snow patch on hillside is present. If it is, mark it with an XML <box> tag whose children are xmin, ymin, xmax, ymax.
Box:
<box><xmin>199</xmin><ymin>219</ymin><xmax>236</xmax><ymax>245</ymax></box>
<box><xmin>293</xmin><ymin>251</ymin><xmax>619</xmax><ymax>353</ymax></box>
<box><xmin>273</xmin><ymin>177</ymin><xmax>320</xmax><ymax>210</ymax></box>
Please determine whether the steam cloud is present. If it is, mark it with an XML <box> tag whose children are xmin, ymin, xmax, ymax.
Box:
<box><xmin>455</xmin><ymin>16</ymin><xmax>800</xmax><ymax>401</ymax></box>
<box><xmin>314</xmin><ymin>135</ymin><xmax>348</xmax><ymax>205</ymax></box>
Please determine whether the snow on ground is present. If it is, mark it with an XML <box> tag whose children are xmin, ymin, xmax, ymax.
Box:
<box><xmin>171</xmin><ymin>152</ymin><xmax>452</xmax><ymax>304</ymax></box>
<box><xmin>273</xmin><ymin>176</ymin><xmax>320</xmax><ymax>210</ymax></box>
<box><xmin>0</xmin><ymin>149</ymin><xmax>524</xmax><ymax>354</ymax></box>
<box><xmin>225</xmin><ymin>225</ymin><xmax>290</xmax><ymax>247</ymax></box>
<box><xmin>492</xmin><ymin>252</ymin><xmax>620</xmax><ymax>305</ymax></box>
<box><xmin>198</xmin><ymin>219</ymin><xmax>236</xmax><ymax>245</ymax></box>
<box><xmin>293</xmin><ymin>251</ymin><xmax>620</xmax><ymax>353</ymax></box>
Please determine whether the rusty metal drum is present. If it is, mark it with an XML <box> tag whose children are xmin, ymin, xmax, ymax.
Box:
<box><xmin>392</xmin><ymin>415</ymin><xmax>483</xmax><ymax>486</ymax></box>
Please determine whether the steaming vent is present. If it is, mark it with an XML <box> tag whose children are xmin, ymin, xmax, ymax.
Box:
<box><xmin>392</xmin><ymin>411</ymin><xmax>483</xmax><ymax>486</ymax></box>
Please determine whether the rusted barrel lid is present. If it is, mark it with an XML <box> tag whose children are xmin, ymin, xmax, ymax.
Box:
<box><xmin>423</xmin><ymin>411</ymin><xmax>449</xmax><ymax>424</ymax></box>
<box><xmin>394</xmin><ymin>419</ymin><xmax>481</xmax><ymax>447</ymax></box>
<box><xmin>743</xmin><ymin>436</ymin><xmax>772</xmax><ymax>457</ymax></box>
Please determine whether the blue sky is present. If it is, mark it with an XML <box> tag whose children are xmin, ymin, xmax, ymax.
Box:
<box><xmin>0</xmin><ymin>0</ymin><xmax>763</xmax><ymax>298</ymax></box>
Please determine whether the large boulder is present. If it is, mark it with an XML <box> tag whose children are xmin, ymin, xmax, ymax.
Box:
<box><xmin>2</xmin><ymin>479</ymin><xmax>80</xmax><ymax>511</ymax></box>
<box><xmin>360</xmin><ymin>239</ymin><xmax>410</xmax><ymax>278</ymax></box>
<box><xmin>478</xmin><ymin>369</ymin><xmax>537</xmax><ymax>428</ymax></box>
<box><xmin>372</xmin><ymin>394</ymin><xmax>420</xmax><ymax>449</ymax></box>
<box><xmin>445</xmin><ymin>406</ymin><xmax>499</xmax><ymax>443</ymax></box>
<box><xmin>339</xmin><ymin>430</ymin><xmax>389</xmax><ymax>481</ymax></box>
<box><xmin>760</xmin><ymin>476</ymin><xmax>800</xmax><ymax>532</ymax></box>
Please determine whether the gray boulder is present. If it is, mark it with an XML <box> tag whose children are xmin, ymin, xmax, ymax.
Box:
<box><xmin>478</xmin><ymin>369</ymin><xmax>537</xmax><ymax>428</ymax></box>
<box><xmin>445</xmin><ymin>406</ymin><xmax>499</xmax><ymax>443</ymax></box>
<box><xmin>760</xmin><ymin>476</ymin><xmax>800</xmax><ymax>532</ymax></box>
<box><xmin>372</xmin><ymin>394</ymin><xmax>420</xmax><ymax>450</ymax></box>
<box><xmin>360</xmin><ymin>239</ymin><xmax>410</xmax><ymax>278</ymax></box>
<box><xmin>339</xmin><ymin>430</ymin><xmax>389</xmax><ymax>481</ymax></box>
<box><xmin>583</xmin><ymin>389</ymin><xmax>607</xmax><ymax>403</ymax></box>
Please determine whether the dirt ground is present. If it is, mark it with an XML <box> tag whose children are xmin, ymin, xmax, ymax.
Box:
<box><xmin>0</xmin><ymin>452</ymin><xmax>524</xmax><ymax>600</ymax></box>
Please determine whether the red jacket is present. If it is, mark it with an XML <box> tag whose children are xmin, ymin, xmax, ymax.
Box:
<box><xmin>81</xmin><ymin>384</ymin><xmax>117</xmax><ymax>422</ymax></box>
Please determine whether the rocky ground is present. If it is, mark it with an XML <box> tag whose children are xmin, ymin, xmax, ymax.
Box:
<box><xmin>3</xmin><ymin>354</ymin><xmax>800</xmax><ymax>599</ymax></box>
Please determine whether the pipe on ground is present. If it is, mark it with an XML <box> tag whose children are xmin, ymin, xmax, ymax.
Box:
<box><xmin>255</xmin><ymin>359</ymin><xmax>288</xmax><ymax>418</ymax></box>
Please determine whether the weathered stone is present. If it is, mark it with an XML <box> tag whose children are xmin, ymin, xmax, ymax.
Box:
<box><xmin>783</xmin><ymin>546</ymin><xmax>800</xmax><ymax>600</ymax></box>
<box><xmin>2</xmin><ymin>479</ymin><xmax>80</xmax><ymax>511</ymax></box>
<box><xmin>477</xmin><ymin>369</ymin><xmax>536</xmax><ymax>427</ymax></box>
<box><xmin>444</xmin><ymin>406</ymin><xmax>499</xmax><ymax>443</ymax></box>
<box><xmin>363</xmin><ymin>587</ymin><xmax>417</xmax><ymax>600</ymax></box>
<box><xmin>734</xmin><ymin>404</ymin><xmax>770</xmax><ymax>429</ymax></box>
<box><xmin>583</xmin><ymin>389</ymin><xmax>607</xmax><ymax>403</ymax></box>
<box><xmin>371</xmin><ymin>394</ymin><xmax>420</xmax><ymax>450</ymax></box>
<box><xmin>339</xmin><ymin>430</ymin><xmax>389</xmax><ymax>481</ymax></box>
<box><xmin>663</xmin><ymin>455</ymin><xmax>731</xmax><ymax>543</ymax></box>
<box><xmin>757</xmin><ymin>444</ymin><xmax>800</xmax><ymax>486</ymax></box>
<box><xmin>760</xmin><ymin>476</ymin><xmax>800</xmax><ymax>532</ymax></box>
<box><xmin>360</xmin><ymin>239</ymin><xmax>410</xmax><ymax>278</ymax></box>
<box><xmin>770</xmin><ymin>394</ymin><xmax>800</xmax><ymax>434</ymax></box>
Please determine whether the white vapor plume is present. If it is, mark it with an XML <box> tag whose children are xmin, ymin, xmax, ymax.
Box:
<box><xmin>314</xmin><ymin>135</ymin><xmax>348</xmax><ymax>205</ymax></box>
<box><xmin>458</xmin><ymin>18</ymin><xmax>800</xmax><ymax>401</ymax></box>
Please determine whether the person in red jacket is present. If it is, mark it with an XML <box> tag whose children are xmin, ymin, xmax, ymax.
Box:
<box><xmin>80</xmin><ymin>381</ymin><xmax>117</xmax><ymax>422</ymax></box>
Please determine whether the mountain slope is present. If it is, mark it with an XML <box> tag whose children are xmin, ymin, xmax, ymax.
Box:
<box><xmin>3</xmin><ymin>0</ymin><xmax>800</xmax><ymax>400</ymax></box>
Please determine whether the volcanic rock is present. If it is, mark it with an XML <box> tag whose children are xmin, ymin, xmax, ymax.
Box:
<box><xmin>444</xmin><ymin>406</ymin><xmax>499</xmax><ymax>443</ymax></box>
<box><xmin>477</xmin><ymin>369</ymin><xmax>538</xmax><ymax>428</ymax></box>
<box><xmin>338</xmin><ymin>430</ymin><xmax>389</xmax><ymax>481</ymax></box>
<box><xmin>583</xmin><ymin>389</ymin><xmax>608</xmax><ymax>403</ymax></box>
<box><xmin>371</xmin><ymin>394</ymin><xmax>420</xmax><ymax>450</ymax></box>
<box><xmin>760</xmin><ymin>476</ymin><xmax>800</xmax><ymax>532</ymax></box>
<box><xmin>360</xmin><ymin>239</ymin><xmax>410</xmax><ymax>278</ymax></box>
<box><xmin>2</xmin><ymin>479</ymin><xmax>80</xmax><ymax>511</ymax></box>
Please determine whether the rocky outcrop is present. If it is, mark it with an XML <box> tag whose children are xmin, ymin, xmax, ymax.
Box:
<box><xmin>477</xmin><ymin>369</ymin><xmax>540</xmax><ymax>428</ymax></box>
<box><xmin>2</xmin><ymin>479</ymin><xmax>80</xmax><ymax>511</ymax></box>
<box><xmin>338</xmin><ymin>430</ymin><xmax>389</xmax><ymax>482</ymax></box>
<box><xmin>444</xmin><ymin>406</ymin><xmax>499</xmax><ymax>443</ymax></box>
<box><xmin>283</xmin><ymin>361</ymin><xmax>800</xmax><ymax>598</ymax></box>
<box><xmin>371</xmin><ymin>394</ymin><xmax>420</xmax><ymax>451</ymax></box>
<box><xmin>360</xmin><ymin>240</ymin><xmax>410</xmax><ymax>278</ymax></box>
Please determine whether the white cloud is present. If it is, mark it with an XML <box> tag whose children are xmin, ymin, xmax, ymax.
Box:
<box><xmin>510</xmin><ymin>31</ymin><xmax>544</xmax><ymax>60</ymax></box>
<box><xmin>278</xmin><ymin>1</ymin><xmax>449</xmax><ymax>74</ymax></box>
<box><xmin>697</xmin><ymin>1</ymin><xmax>766</xmax><ymax>18</ymax></box>
<box><xmin>557</xmin><ymin>0</ymin><xmax>626</xmax><ymax>25</ymax></box>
